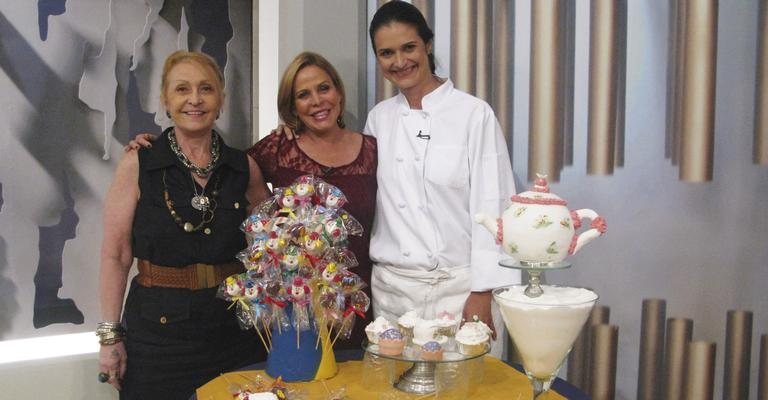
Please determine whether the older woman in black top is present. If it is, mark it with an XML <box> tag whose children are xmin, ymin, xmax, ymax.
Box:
<box><xmin>97</xmin><ymin>50</ymin><xmax>269</xmax><ymax>400</ymax></box>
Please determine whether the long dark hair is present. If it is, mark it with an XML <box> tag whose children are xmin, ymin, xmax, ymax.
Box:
<box><xmin>369</xmin><ymin>0</ymin><xmax>436</xmax><ymax>74</ymax></box>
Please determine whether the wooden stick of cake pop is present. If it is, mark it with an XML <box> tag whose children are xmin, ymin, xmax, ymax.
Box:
<box><xmin>330</xmin><ymin>318</ymin><xmax>348</xmax><ymax>348</ymax></box>
<box><xmin>261</xmin><ymin>317</ymin><xmax>273</xmax><ymax>349</ymax></box>
<box><xmin>254</xmin><ymin>325</ymin><xmax>270</xmax><ymax>353</ymax></box>
<box><xmin>315</xmin><ymin>315</ymin><xmax>325</xmax><ymax>349</ymax></box>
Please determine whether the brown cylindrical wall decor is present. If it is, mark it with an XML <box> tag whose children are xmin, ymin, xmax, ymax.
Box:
<box><xmin>475</xmin><ymin>0</ymin><xmax>492</xmax><ymax>101</ymax></box>
<box><xmin>614</xmin><ymin>0</ymin><xmax>628</xmax><ymax>167</ymax></box>
<box><xmin>450</xmin><ymin>0</ymin><xmax>477</xmax><ymax>93</ymax></box>
<box><xmin>662</xmin><ymin>318</ymin><xmax>693</xmax><ymax>400</ymax></box>
<box><xmin>492</xmin><ymin>0</ymin><xmax>513</xmax><ymax>141</ymax></box>
<box><xmin>561</xmin><ymin>0</ymin><xmax>576</xmax><ymax>167</ymax></box>
<box><xmin>637</xmin><ymin>299</ymin><xmax>667</xmax><ymax>400</ymax></box>
<box><xmin>411</xmin><ymin>0</ymin><xmax>433</xmax><ymax>27</ymax></box>
<box><xmin>665</xmin><ymin>0</ymin><xmax>686</xmax><ymax>163</ymax></box>
<box><xmin>587</xmin><ymin>0</ymin><xmax>618</xmax><ymax>175</ymax></box>
<box><xmin>589</xmin><ymin>324</ymin><xmax>618</xmax><ymax>400</ymax></box>
<box><xmin>723</xmin><ymin>310</ymin><xmax>753</xmax><ymax>400</ymax></box>
<box><xmin>755</xmin><ymin>0</ymin><xmax>768</xmax><ymax>165</ymax></box>
<box><xmin>759</xmin><ymin>334</ymin><xmax>768</xmax><ymax>400</ymax></box>
<box><xmin>375</xmin><ymin>0</ymin><xmax>397</xmax><ymax>103</ymax></box>
<box><xmin>528</xmin><ymin>0</ymin><xmax>564</xmax><ymax>182</ymax></box>
<box><xmin>684</xmin><ymin>341</ymin><xmax>717</xmax><ymax>400</ymax></box>
<box><xmin>679</xmin><ymin>0</ymin><xmax>718</xmax><ymax>182</ymax></box>
<box><xmin>569</xmin><ymin>305</ymin><xmax>610</xmax><ymax>392</ymax></box>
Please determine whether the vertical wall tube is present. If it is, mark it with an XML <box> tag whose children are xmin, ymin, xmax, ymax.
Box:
<box><xmin>684</xmin><ymin>341</ymin><xmax>717</xmax><ymax>400</ymax></box>
<box><xmin>475</xmin><ymin>0</ymin><xmax>492</xmax><ymax>101</ymax></box>
<box><xmin>587</xmin><ymin>0</ymin><xmax>617</xmax><ymax>175</ymax></box>
<box><xmin>679</xmin><ymin>0</ymin><xmax>718</xmax><ymax>182</ymax></box>
<box><xmin>665</xmin><ymin>0</ymin><xmax>684</xmax><ymax>162</ymax></box>
<box><xmin>375</xmin><ymin>0</ymin><xmax>397</xmax><ymax>102</ymax></box>
<box><xmin>569</xmin><ymin>304</ymin><xmax>609</xmax><ymax>391</ymax></box>
<box><xmin>759</xmin><ymin>334</ymin><xmax>768</xmax><ymax>400</ymax></box>
<box><xmin>637</xmin><ymin>299</ymin><xmax>667</xmax><ymax>400</ymax></box>
<box><xmin>528</xmin><ymin>0</ymin><xmax>563</xmax><ymax>182</ymax></box>
<box><xmin>613</xmin><ymin>0</ymin><xmax>627</xmax><ymax>167</ymax></box>
<box><xmin>561</xmin><ymin>0</ymin><xmax>576</xmax><ymax>166</ymax></box>
<box><xmin>755</xmin><ymin>0</ymin><xmax>768</xmax><ymax>165</ymax></box>
<box><xmin>450</xmin><ymin>0</ymin><xmax>477</xmax><ymax>93</ymax></box>
<box><xmin>663</xmin><ymin>318</ymin><xmax>693</xmax><ymax>400</ymax></box>
<box><xmin>589</xmin><ymin>324</ymin><xmax>619</xmax><ymax>400</ymax></box>
<box><xmin>723</xmin><ymin>310</ymin><xmax>753</xmax><ymax>400</ymax></box>
<box><xmin>412</xmin><ymin>0</ymin><xmax>433</xmax><ymax>26</ymax></box>
<box><xmin>492</xmin><ymin>0</ymin><xmax>513</xmax><ymax>141</ymax></box>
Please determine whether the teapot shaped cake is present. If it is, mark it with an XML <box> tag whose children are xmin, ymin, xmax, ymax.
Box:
<box><xmin>475</xmin><ymin>174</ymin><xmax>606</xmax><ymax>265</ymax></box>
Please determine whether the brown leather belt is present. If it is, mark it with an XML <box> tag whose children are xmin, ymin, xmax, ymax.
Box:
<box><xmin>136</xmin><ymin>259</ymin><xmax>243</xmax><ymax>290</ymax></box>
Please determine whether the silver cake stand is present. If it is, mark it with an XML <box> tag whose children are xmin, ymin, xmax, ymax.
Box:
<box><xmin>364</xmin><ymin>341</ymin><xmax>489</xmax><ymax>395</ymax></box>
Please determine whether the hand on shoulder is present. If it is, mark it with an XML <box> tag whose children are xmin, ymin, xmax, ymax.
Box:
<box><xmin>124</xmin><ymin>133</ymin><xmax>158</xmax><ymax>151</ymax></box>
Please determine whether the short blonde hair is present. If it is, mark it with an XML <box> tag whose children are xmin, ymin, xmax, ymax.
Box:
<box><xmin>160</xmin><ymin>50</ymin><xmax>225</xmax><ymax>103</ymax></box>
<box><xmin>277</xmin><ymin>52</ymin><xmax>346</xmax><ymax>132</ymax></box>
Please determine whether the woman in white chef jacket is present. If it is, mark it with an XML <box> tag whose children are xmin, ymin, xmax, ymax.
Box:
<box><xmin>365</xmin><ymin>1</ymin><xmax>519</xmax><ymax>357</ymax></box>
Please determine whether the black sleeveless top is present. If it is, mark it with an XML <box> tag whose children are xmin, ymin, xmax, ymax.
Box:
<box><xmin>133</xmin><ymin>129</ymin><xmax>249</xmax><ymax>267</ymax></box>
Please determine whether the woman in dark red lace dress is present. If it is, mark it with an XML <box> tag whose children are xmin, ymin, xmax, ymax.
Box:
<box><xmin>247</xmin><ymin>52</ymin><xmax>377</xmax><ymax>350</ymax></box>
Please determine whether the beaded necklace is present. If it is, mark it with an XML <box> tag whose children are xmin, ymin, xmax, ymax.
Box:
<box><xmin>162</xmin><ymin>170</ymin><xmax>220</xmax><ymax>234</ymax></box>
<box><xmin>168</xmin><ymin>129</ymin><xmax>221</xmax><ymax>178</ymax></box>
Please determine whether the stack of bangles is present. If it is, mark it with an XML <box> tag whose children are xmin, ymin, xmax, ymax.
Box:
<box><xmin>96</xmin><ymin>321</ymin><xmax>125</xmax><ymax>346</ymax></box>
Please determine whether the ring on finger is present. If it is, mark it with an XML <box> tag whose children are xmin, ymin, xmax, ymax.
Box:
<box><xmin>97</xmin><ymin>372</ymin><xmax>110</xmax><ymax>383</ymax></box>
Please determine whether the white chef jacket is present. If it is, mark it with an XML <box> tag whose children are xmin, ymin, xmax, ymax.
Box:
<box><xmin>363</xmin><ymin>79</ymin><xmax>520</xmax><ymax>292</ymax></box>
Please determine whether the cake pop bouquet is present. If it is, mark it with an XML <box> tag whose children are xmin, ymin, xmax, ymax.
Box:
<box><xmin>218</xmin><ymin>175</ymin><xmax>368</xmax><ymax>381</ymax></box>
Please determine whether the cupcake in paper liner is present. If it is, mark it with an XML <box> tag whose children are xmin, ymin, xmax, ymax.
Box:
<box><xmin>411</xmin><ymin>319</ymin><xmax>447</xmax><ymax>346</ymax></box>
<box><xmin>420</xmin><ymin>341</ymin><xmax>444</xmax><ymax>361</ymax></box>
<box><xmin>455</xmin><ymin>321</ymin><xmax>491</xmax><ymax>356</ymax></box>
<box><xmin>434</xmin><ymin>311</ymin><xmax>460</xmax><ymax>338</ymax></box>
<box><xmin>365</xmin><ymin>316</ymin><xmax>394</xmax><ymax>344</ymax></box>
<box><xmin>397</xmin><ymin>310</ymin><xmax>420</xmax><ymax>344</ymax></box>
<box><xmin>378</xmin><ymin>328</ymin><xmax>405</xmax><ymax>356</ymax></box>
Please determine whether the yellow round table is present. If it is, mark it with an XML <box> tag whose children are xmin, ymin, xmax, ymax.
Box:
<box><xmin>196</xmin><ymin>356</ymin><xmax>583</xmax><ymax>399</ymax></box>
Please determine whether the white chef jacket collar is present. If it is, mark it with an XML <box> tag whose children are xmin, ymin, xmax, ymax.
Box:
<box><xmin>395</xmin><ymin>78</ymin><xmax>454</xmax><ymax>114</ymax></box>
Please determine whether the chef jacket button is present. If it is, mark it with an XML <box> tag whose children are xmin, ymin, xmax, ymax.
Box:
<box><xmin>234</xmin><ymin>202</ymin><xmax>240</xmax><ymax>209</ymax></box>
<box><xmin>414</xmin><ymin>156</ymin><xmax>421</xmax><ymax>161</ymax></box>
<box><xmin>421</xmin><ymin>113</ymin><xmax>428</xmax><ymax>119</ymax></box>
<box><xmin>403</xmin><ymin>251</ymin><xmax>411</xmax><ymax>257</ymax></box>
<box><xmin>396</xmin><ymin>157</ymin><xmax>404</xmax><ymax>162</ymax></box>
<box><xmin>427</xmin><ymin>252</ymin><xmax>433</xmax><ymax>258</ymax></box>
<box><xmin>398</xmin><ymin>203</ymin><xmax>406</xmax><ymax>209</ymax></box>
<box><xmin>159</xmin><ymin>316</ymin><xmax>167</xmax><ymax>324</ymax></box>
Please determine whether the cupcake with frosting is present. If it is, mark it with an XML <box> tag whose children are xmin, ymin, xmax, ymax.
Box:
<box><xmin>365</xmin><ymin>316</ymin><xmax>394</xmax><ymax>344</ymax></box>
<box><xmin>455</xmin><ymin>321</ymin><xmax>492</xmax><ymax>356</ymax></box>
<box><xmin>378</xmin><ymin>328</ymin><xmax>406</xmax><ymax>356</ymax></box>
<box><xmin>411</xmin><ymin>319</ymin><xmax>447</xmax><ymax>346</ymax></box>
<box><xmin>397</xmin><ymin>310</ymin><xmax>420</xmax><ymax>344</ymax></box>
<box><xmin>434</xmin><ymin>311</ymin><xmax>460</xmax><ymax>338</ymax></box>
<box><xmin>420</xmin><ymin>341</ymin><xmax>444</xmax><ymax>361</ymax></box>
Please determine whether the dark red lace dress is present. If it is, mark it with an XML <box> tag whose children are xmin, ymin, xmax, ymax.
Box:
<box><xmin>247</xmin><ymin>133</ymin><xmax>377</xmax><ymax>350</ymax></box>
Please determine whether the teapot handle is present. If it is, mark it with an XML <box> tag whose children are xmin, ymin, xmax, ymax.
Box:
<box><xmin>568</xmin><ymin>209</ymin><xmax>607</xmax><ymax>255</ymax></box>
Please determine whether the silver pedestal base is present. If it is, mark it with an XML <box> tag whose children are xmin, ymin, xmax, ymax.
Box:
<box><xmin>394</xmin><ymin>361</ymin><xmax>436</xmax><ymax>394</ymax></box>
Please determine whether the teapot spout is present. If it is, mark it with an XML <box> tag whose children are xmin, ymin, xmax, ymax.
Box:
<box><xmin>474</xmin><ymin>213</ymin><xmax>500</xmax><ymax>243</ymax></box>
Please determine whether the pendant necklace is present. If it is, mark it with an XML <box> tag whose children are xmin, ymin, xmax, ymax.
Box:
<box><xmin>190</xmin><ymin>175</ymin><xmax>210</xmax><ymax>211</ymax></box>
<box><xmin>162</xmin><ymin>170</ymin><xmax>219</xmax><ymax>234</ymax></box>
